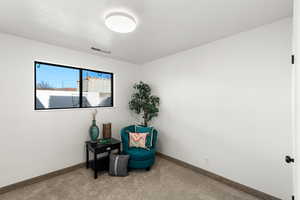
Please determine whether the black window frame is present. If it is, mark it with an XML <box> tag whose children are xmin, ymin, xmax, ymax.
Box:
<box><xmin>34</xmin><ymin>61</ymin><xmax>114</xmax><ymax>110</ymax></box>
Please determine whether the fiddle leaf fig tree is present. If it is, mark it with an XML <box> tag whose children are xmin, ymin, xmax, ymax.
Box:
<box><xmin>129</xmin><ymin>81</ymin><xmax>160</xmax><ymax>127</ymax></box>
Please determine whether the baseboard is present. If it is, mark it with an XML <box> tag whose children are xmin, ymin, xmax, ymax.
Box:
<box><xmin>0</xmin><ymin>162</ymin><xmax>85</xmax><ymax>195</ymax></box>
<box><xmin>156</xmin><ymin>152</ymin><xmax>280</xmax><ymax>200</ymax></box>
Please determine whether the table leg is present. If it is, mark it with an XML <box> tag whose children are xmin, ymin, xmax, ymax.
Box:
<box><xmin>118</xmin><ymin>145</ymin><xmax>121</xmax><ymax>154</ymax></box>
<box><xmin>94</xmin><ymin>152</ymin><xmax>98</xmax><ymax>179</ymax></box>
<box><xmin>86</xmin><ymin>144</ymin><xmax>89</xmax><ymax>169</ymax></box>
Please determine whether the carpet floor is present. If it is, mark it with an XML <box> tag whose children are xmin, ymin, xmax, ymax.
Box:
<box><xmin>0</xmin><ymin>157</ymin><xmax>262</xmax><ymax>200</ymax></box>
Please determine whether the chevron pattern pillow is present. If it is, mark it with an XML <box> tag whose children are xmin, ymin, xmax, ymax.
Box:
<box><xmin>135</xmin><ymin>125</ymin><xmax>154</xmax><ymax>148</ymax></box>
<box><xmin>129</xmin><ymin>132</ymin><xmax>148</xmax><ymax>149</ymax></box>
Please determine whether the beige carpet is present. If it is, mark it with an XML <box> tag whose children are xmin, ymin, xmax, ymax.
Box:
<box><xmin>0</xmin><ymin>157</ymin><xmax>261</xmax><ymax>200</ymax></box>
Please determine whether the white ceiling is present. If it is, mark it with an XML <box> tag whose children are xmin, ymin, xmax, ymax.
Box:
<box><xmin>0</xmin><ymin>0</ymin><xmax>293</xmax><ymax>64</ymax></box>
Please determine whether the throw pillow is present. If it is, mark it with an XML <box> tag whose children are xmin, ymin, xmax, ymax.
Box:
<box><xmin>109</xmin><ymin>154</ymin><xmax>130</xmax><ymax>176</ymax></box>
<box><xmin>135</xmin><ymin>125</ymin><xmax>154</xmax><ymax>148</ymax></box>
<box><xmin>129</xmin><ymin>132</ymin><xmax>148</xmax><ymax>149</ymax></box>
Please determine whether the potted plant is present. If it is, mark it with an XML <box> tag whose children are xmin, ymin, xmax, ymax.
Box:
<box><xmin>129</xmin><ymin>81</ymin><xmax>160</xmax><ymax>127</ymax></box>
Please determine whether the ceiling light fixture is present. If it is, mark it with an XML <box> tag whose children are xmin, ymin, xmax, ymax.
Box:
<box><xmin>105</xmin><ymin>12</ymin><xmax>137</xmax><ymax>33</ymax></box>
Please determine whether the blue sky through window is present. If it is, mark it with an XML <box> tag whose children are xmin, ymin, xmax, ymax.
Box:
<box><xmin>36</xmin><ymin>63</ymin><xmax>112</xmax><ymax>89</ymax></box>
<box><xmin>36</xmin><ymin>63</ymin><xmax>79</xmax><ymax>88</ymax></box>
<box><xmin>82</xmin><ymin>70</ymin><xmax>112</xmax><ymax>79</ymax></box>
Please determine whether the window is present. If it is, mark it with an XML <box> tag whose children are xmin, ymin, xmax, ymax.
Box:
<box><xmin>35</xmin><ymin>63</ymin><xmax>80</xmax><ymax>109</ymax></box>
<box><xmin>82</xmin><ymin>70</ymin><xmax>113</xmax><ymax>107</ymax></box>
<box><xmin>34</xmin><ymin>62</ymin><xmax>113</xmax><ymax>110</ymax></box>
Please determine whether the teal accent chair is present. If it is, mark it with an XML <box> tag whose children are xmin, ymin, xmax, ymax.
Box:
<box><xmin>120</xmin><ymin>125</ymin><xmax>158</xmax><ymax>170</ymax></box>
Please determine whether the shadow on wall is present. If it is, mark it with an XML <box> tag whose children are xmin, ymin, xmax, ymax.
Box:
<box><xmin>36</xmin><ymin>96</ymin><xmax>111</xmax><ymax>109</ymax></box>
<box><xmin>36</xmin><ymin>98</ymin><xmax>44</xmax><ymax>109</ymax></box>
<box><xmin>49</xmin><ymin>96</ymin><xmax>81</xmax><ymax>108</ymax></box>
<box><xmin>99</xmin><ymin>97</ymin><xmax>112</xmax><ymax>106</ymax></box>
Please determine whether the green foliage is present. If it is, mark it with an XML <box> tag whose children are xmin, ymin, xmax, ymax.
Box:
<box><xmin>129</xmin><ymin>81</ymin><xmax>160</xmax><ymax>126</ymax></box>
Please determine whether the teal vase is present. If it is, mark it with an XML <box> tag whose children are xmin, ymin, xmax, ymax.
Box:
<box><xmin>89</xmin><ymin>120</ymin><xmax>99</xmax><ymax>142</ymax></box>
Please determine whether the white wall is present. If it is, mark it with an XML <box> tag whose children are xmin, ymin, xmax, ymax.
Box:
<box><xmin>0</xmin><ymin>33</ymin><xmax>138</xmax><ymax>188</ymax></box>
<box><xmin>140</xmin><ymin>18</ymin><xmax>293</xmax><ymax>199</ymax></box>
<box><xmin>0</xmin><ymin>18</ymin><xmax>293</xmax><ymax>199</ymax></box>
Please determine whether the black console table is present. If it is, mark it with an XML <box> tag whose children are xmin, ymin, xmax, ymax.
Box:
<box><xmin>85</xmin><ymin>138</ymin><xmax>121</xmax><ymax>179</ymax></box>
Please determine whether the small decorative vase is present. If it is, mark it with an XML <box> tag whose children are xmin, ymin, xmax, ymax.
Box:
<box><xmin>102</xmin><ymin>123</ymin><xmax>112</xmax><ymax>139</ymax></box>
<box><xmin>89</xmin><ymin>120</ymin><xmax>99</xmax><ymax>142</ymax></box>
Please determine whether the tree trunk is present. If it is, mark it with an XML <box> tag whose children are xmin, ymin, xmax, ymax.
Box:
<box><xmin>144</xmin><ymin>113</ymin><xmax>148</xmax><ymax>127</ymax></box>
<box><xmin>144</xmin><ymin>120</ymin><xmax>148</xmax><ymax>127</ymax></box>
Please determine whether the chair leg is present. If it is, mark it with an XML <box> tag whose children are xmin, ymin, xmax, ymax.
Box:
<box><xmin>146</xmin><ymin>167</ymin><xmax>151</xmax><ymax>171</ymax></box>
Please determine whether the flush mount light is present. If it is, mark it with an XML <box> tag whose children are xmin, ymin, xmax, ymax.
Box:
<box><xmin>105</xmin><ymin>12</ymin><xmax>137</xmax><ymax>33</ymax></box>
